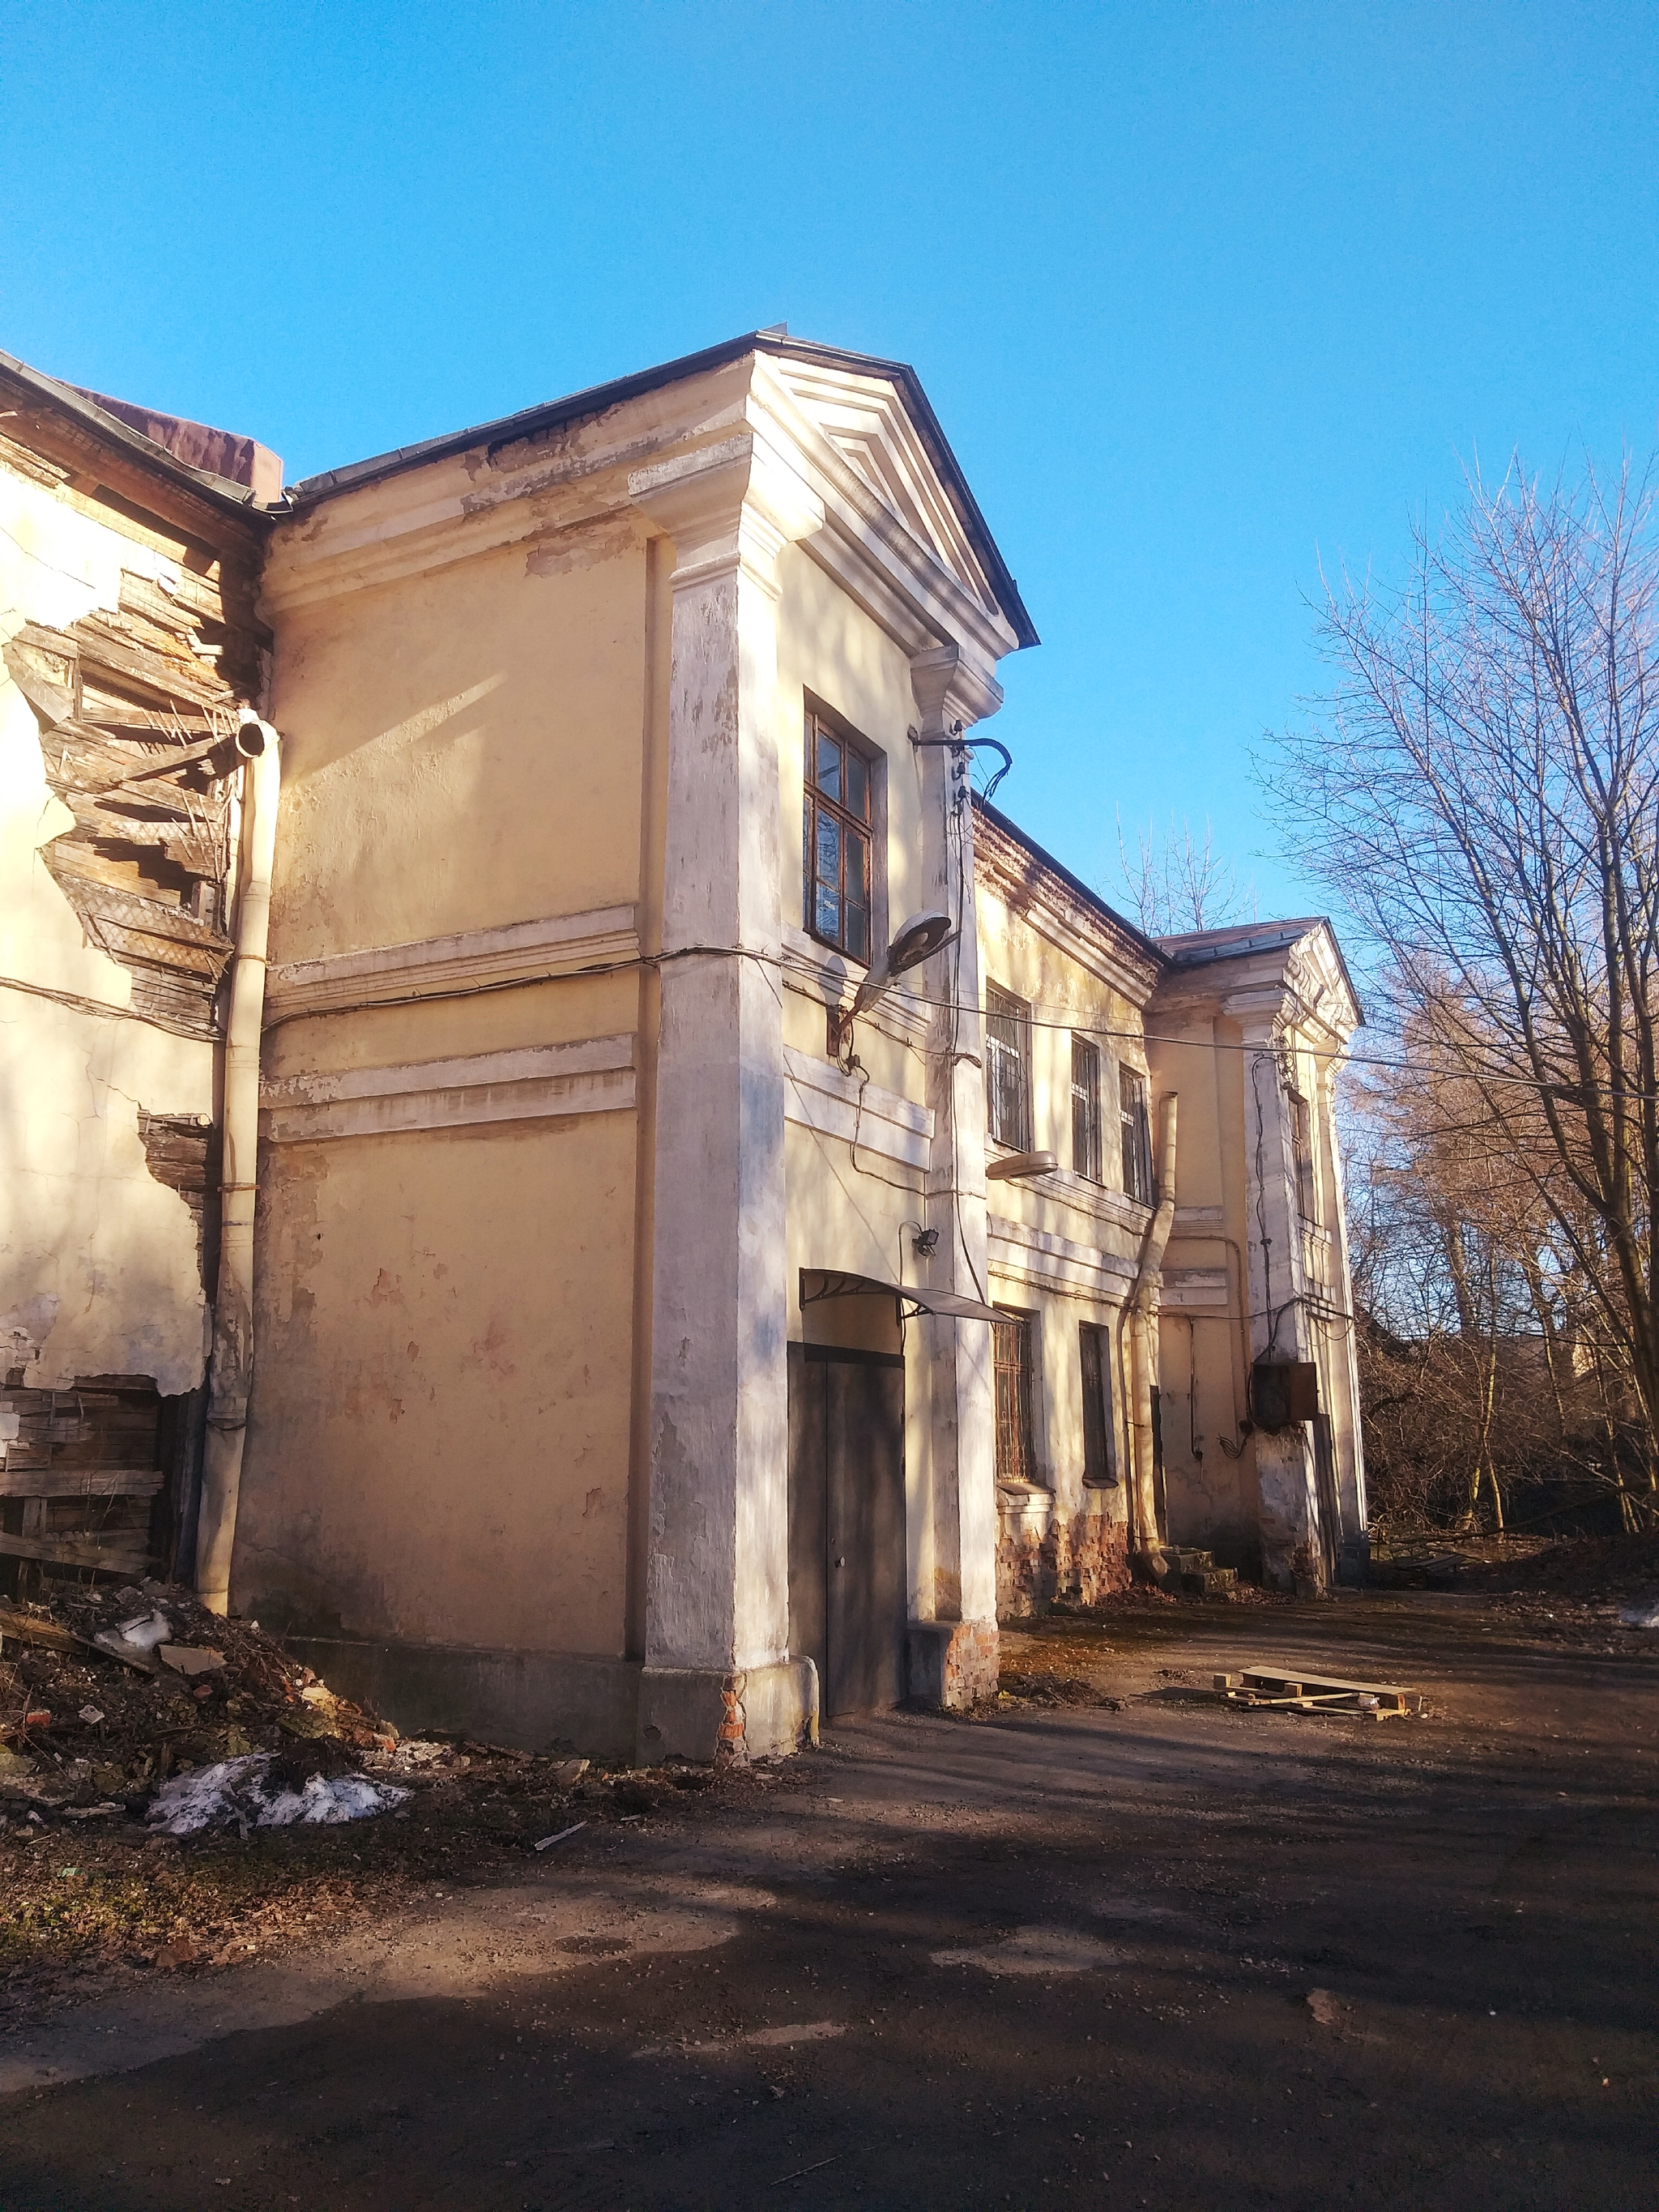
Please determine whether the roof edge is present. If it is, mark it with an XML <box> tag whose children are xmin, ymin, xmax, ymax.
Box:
<box><xmin>973</xmin><ymin>793</ymin><xmax>1168</xmax><ymax>973</ymax></box>
<box><xmin>284</xmin><ymin>330</ymin><xmax>1038</xmax><ymax>650</ymax></box>
<box><xmin>0</xmin><ymin>349</ymin><xmax>275</xmax><ymax>526</ymax></box>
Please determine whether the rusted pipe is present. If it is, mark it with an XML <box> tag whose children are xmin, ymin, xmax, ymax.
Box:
<box><xmin>1127</xmin><ymin>1093</ymin><xmax>1179</xmax><ymax>1562</ymax></box>
<box><xmin>195</xmin><ymin>710</ymin><xmax>280</xmax><ymax>1615</ymax></box>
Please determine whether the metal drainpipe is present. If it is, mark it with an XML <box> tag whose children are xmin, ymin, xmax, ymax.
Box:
<box><xmin>1127</xmin><ymin>1092</ymin><xmax>1179</xmax><ymax>1566</ymax></box>
<box><xmin>195</xmin><ymin>710</ymin><xmax>281</xmax><ymax>1615</ymax></box>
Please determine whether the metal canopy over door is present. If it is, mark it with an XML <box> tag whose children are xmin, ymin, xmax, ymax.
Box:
<box><xmin>787</xmin><ymin>1343</ymin><xmax>906</xmax><ymax>1720</ymax></box>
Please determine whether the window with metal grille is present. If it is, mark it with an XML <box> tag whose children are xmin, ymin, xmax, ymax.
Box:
<box><xmin>985</xmin><ymin>983</ymin><xmax>1031</xmax><ymax>1149</ymax></box>
<box><xmin>1071</xmin><ymin>1034</ymin><xmax>1102</xmax><ymax>1182</ymax></box>
<box><xmin>993</xmin><ymin>1307</ymin><xmax>1038</xmax><ymax>1486</ymax></box>
<box><xmin>803</xmin><ymin>705</ymin><xmax>872</xmax><ymax>963</ymax></box>
<box><xmin>1080</xmin><ymin>1320</ymin><xmax>1116</xmax><ymax>1485</ymax></box>
<box><xmin>1119</xmin><ymin>1063</ymin><xmax>1154</xmax><ymax>1204</ymax></box>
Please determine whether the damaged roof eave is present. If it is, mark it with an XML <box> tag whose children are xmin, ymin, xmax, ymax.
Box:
<box><xmin>0</xmin><ymin>350</ymin><xmax>276</xmax><ymax>528</ymax></box>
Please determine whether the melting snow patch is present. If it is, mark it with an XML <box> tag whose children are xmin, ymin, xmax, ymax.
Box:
<box><xmin>147</xmin><ymin>1754</ymin><xmax>410</xmax><ymax>1836</ymax></box>
<box><xmin>1617</xmin><ymin>1600</ymin><xmax>1659</xmax><ymax>1629</ymax></box>
<box><xmin>932</xmin><ymin>1925</ymin><xmax>1126</xmax><ymax>1975</ymax></box>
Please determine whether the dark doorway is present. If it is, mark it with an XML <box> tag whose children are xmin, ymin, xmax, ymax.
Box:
<box><xmin>787</xmin><ymin>1343</ymin><xmax>906</xmax><ymax>1720</ymax></box>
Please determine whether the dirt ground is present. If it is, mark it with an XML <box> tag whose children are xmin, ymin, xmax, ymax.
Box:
<box><xmin>2</xmin><ymin>1589</ymin><xmax>1657</xmax><ymax>2212</ymax></box>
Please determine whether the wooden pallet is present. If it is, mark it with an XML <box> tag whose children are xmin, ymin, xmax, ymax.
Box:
<box><xmin>1213</xmin><ymin>1664</ymin><xmax>1425</xmax><ymax>1718</ymax></box>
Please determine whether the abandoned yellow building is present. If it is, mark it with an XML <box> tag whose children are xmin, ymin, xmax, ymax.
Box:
<box><xmin>0</xmin><ymin>333</ymin><xmax>1366</xmax><ymax>1762</ymax></box>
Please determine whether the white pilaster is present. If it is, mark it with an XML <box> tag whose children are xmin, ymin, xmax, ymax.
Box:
<box><xmin>907</xmin><ymin>641</ymin><xmax>1004</xmax><ymax>1698</ymax></box>
<box><xmin>1235</xmin><ymin>1004</ymin><xmax>1321</xmax><ymax>1589</ymax></box>
<box><xmin>629</xmin><ymin>435</ymin><xmax>824</xmax><ymax>1755</ymax></box>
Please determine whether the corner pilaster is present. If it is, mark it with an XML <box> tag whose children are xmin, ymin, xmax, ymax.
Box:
<box><xmin>629</xmin><ymin>435</ymin><xmax>824</xmax><ymax>1760</ymax></box>
<box><xmin>1235</xmin><ymin>1004</ymin><xmax>1322</xmax><ymax>1591</ymax></box>
<box><xmin>906</xmin><ymin>641</ymin><xmax>1004</xmax><ymax>1702</ymax></box>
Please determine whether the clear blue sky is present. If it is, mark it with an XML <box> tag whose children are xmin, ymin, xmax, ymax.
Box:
<box><xmin>8</xmin><ymin>2</ymin><xmax>1657</xmax><ymax>926</ymax></box>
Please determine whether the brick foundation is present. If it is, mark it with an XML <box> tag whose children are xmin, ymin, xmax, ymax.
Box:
<box><xmin>997</xmin><ymin>1494</ymin><xmax>1132</xmax><ymax>1619</ymax></box>
<box><xmin>907</xmin><ymin>1617</ymin><xmax>999</xmax><ymax>1708</ymax></box>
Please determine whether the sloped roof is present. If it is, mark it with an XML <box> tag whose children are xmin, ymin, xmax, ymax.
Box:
<box><xmin>0</xmin><ymin>347</ymin><xmax>275</xmax><ymax>521</ymax></box>
<box><xmin>284</xmin><ymin>330</ymin><xmax>1038</xmax><ymax>649</ymax></box>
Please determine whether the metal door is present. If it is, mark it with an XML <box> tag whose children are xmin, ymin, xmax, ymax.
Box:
<box><xmin>787</xmin><ymin>1344</ymin><xmax>906</xmax><ymax>1720</ymax></box>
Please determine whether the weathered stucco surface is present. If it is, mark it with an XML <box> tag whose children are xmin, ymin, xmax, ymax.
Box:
<box><xmin>237</xmin><ymin>502</ymin><xmax>650</xmax><ymax>1668</ymax></box>
<box><xmin>0</xmin><ymin>467</ymin><xmax>213</xmax><ymax>1394</ymax></box>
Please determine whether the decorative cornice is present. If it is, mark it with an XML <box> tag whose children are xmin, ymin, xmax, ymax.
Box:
<box><xmin>909</xmin><ymin>639</ymin><xmax>1004</xmax><ymax>734</ymax></box>
<box><xmin>264</xmin><ymin>904</ymin><xmax>639</xmax><ymax>1024</ymax></box>
<box><xmin>782</xmin><ymin>1043</ymin><xmax>932</xmax><ymax>1170</ymax></box>
<box><xmin>627</xmin><ymin>429</ymin><xmax>824</xmax><ymax>599</ymax></box>
<box><xmin>261</xmin><ymin>1035</ymin><xmax>634</xmax><ymax>1144</ymax></box>
<box><xmin>974</xmin><ymin>806</ymin><xmax>1163</xmax><ymax>1006</ymax></box>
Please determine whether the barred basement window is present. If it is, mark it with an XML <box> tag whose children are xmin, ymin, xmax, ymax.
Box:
<box><xmin>804</xmin><ymin>705</ymin><xmax>873</xmax><ymax>963</ymax></box>
<box><xmin>1120</xmin><ymin>1063</ymin><xmax>1154</xmax><ymax>1204</ymax></box>
<box><xmin>985</xmin><ymin>983</ymin><xmax>1031</xmax><ymax>1149</ymax></box>
<box><xmin>1072</xmin><ymin>1034</ymin><xmax>1102</xmax><ymax>1183</ymax></box>
<box><xmin>993</xmin><ymin>1307</ymin><xmax>1038</xmax><ymax>1486</ymax></box>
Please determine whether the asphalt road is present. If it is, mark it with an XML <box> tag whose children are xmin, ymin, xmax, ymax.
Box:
<box><xmin>4</xmin><ymin>1595</ymin><xmax>1657</xmax><ymax>2212</ymax></box>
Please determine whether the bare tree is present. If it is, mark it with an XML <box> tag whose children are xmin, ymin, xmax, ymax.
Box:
<box><xmin>1111</xmin><ymin>812</ymin><xmax>1255</xmax><ymax>936</ymax></box>
<box><xmin>1268</xmin><ymin>455</ymin><xmax>1659</xmax><ymax>1519</ymax></box>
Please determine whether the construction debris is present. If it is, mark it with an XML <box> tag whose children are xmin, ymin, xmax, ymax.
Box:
<box><xmin>147</xmin><ymin>1754</ymin><xmax>409</xmax><ymax>1837</ymax></box>
<box><xmin>1214</xmin><ymin>1664</ymin><xmax>1426</xmax><ymax>1718</ymax></box>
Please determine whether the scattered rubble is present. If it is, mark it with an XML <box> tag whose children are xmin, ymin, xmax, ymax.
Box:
<box><xmin>0</xmin><ymin>1577</ymin><xmax>795</xmax><ymax>2008</ymax></box>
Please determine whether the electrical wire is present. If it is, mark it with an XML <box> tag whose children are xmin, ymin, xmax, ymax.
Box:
<box><xmin>254</xmin><ymin>941</ymin><xmax>1659</xmax><ymax>1106</ymax></box>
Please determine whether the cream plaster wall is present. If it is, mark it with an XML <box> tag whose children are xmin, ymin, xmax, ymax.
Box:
<box><xmin>267</xmin><ymin>526</ymin><xmax>650</xmax><ymax>961</ymax></box>
<box><xmin>237</xmin><ymin>508</ymin><xmax>653</xmax><ymax>1656</ymax></box>
<box><xmin>237</xmin><ymin>1111</ymin><xmax>634</xmax><ymax>1652</ymax></box>
<box><xmin>0</xmin><ymin>464</ymin><xmax>213</xmax><ymax>1394</ymax></box>
<box><xmin>974</xmin><ymin>880</ymin><xmax>1145</xmax><ymax>1516</ymax></box>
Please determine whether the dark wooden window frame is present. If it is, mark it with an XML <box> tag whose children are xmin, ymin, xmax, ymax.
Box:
<box><xmin>1071</xmin><ymin>1033</ymin><xmax>1103</xmax><ymax>1183</ymax></box>
<box><xmin>1080</xmin><ymin>1319</ymin><xmax>1117</xmax><ymax>1486</ymax></box>
<box><xmin>1119</xmin><ymin>1062</ymin><xmax>1154</xmax><ymax>1205</ymax></box>
<box><xmin>804</xmin><ymin>702</ymin><xmax>876</xmax><ymax>965</ymax></box>
<box><xmin>1291</xmin><ymin>1092</ymin><xmax>1318</xmax><ymax>1221</ymax></box>
<box><xmin>985</xmin><ymin>982</ymin><xmax>1033</xmax><ymax>1151</ymax></box>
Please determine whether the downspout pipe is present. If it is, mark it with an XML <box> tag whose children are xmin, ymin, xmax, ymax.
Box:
<box><xmin>1127</xmin><ymin>1092</ymin><xmax>1179</xmax><ymax>1566</ymax></box>
<box><xmin>195</xmin><ymin>710</ymin><xmax>281</xmax><ymax>1615</ymax></box>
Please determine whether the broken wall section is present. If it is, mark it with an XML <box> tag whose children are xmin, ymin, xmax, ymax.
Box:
<box><xmin>0</xmin><ymin>364</ymin><xmax>271</xmax><ymax>1585</ymax></box>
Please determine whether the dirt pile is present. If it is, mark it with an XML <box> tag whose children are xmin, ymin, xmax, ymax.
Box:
<box><xmin>0</xmin><ymin>1579</ymin><xmax>394</xmax><ymax>1814</ymax></box>
<box><xmin>0</xmin><ymin>1581</ymin><xmax>766</xmax><ymax>2008</ymax></box>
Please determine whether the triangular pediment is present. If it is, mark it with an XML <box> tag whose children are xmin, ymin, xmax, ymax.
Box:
<box><xmin>763</xmin><ymin>355</ymin><xmax>1001</xmax><ymax>620</ymax></box>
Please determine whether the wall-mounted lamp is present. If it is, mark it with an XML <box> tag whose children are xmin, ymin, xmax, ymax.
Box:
<box><xmin>985</xmin><ymin>1150</ymin><xmax>1059</xmax><ymax>1182</ymax></box>
<box><xmin>834</xmin><ymin>908</ymin><xmax>957</xmax><ymax>1056</ymax></box>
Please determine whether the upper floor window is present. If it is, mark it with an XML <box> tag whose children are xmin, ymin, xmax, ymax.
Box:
<box><xmin>985</xmin><ymin>984</ymin><xmax>1032</xmax><ymax>1150</ymax></box>
<box><xmin>804</xmin><ymin>706</ymin><xmax>872</xmax><ymax>964</ymax></box>
<box><xmin>1120</xmin><ymin>1063</ymin><xmax>1154</xmax><ymax>1204</ymax></box>
<box><xmin>1292</xmin><ymin>1093</ymin><xmax>1317</xmax><ymax>1220</ymax></box>
<box><xmin>1071</xmin><ymin>1034</ymin><xmax>1103</xmax><ymax>1183</ymax></box>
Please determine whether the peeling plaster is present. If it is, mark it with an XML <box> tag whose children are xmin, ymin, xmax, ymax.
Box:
<box><xmin>0</xmin><ymin>467</ymin><xmax>214</xmax><ymax>1394</ymax></box>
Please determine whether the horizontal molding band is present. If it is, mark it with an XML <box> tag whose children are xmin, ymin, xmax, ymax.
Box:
<box><xmin>783</xmin><ymin>1042</ymin><xmax>932</xmax><ymax>1169</ymax></box>
<box><xmin>265</xmin><ymin>905</ymin><xmax>640</xmax><ymax>1022</ymax></box>
<box><xmin>262</xmin><ymin>1036</ymin><xmax>635</xmax><ymax>1144</ymax></box>
<box><xmin>988</xmin><ymin>1213</ymin><xmax>1138</xmax><ymax>1289</ymax></box>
